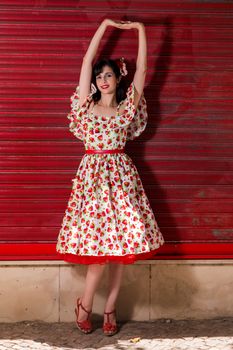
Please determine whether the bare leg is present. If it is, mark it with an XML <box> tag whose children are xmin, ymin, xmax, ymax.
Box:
<box><xmin>77</xmin><ymin>263</ymin><xmax>106</xmax><ymax>322</ymax></box>
<box><xmin>104</xmin><ymin>263</ymin><xmax>124</xmax><ymax>324</ymax></box>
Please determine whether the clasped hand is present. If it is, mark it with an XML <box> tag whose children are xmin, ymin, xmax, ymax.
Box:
<box><xmin>103</xmin><ymin>19</ymin><xmax>144</xmax><ymax>30</ymax></box>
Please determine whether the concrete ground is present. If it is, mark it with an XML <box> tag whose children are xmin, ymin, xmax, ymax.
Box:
<box><xmin>0</xmin><ymin>318</ymin><xmax>233</xmax><ymax>350</ymax></box>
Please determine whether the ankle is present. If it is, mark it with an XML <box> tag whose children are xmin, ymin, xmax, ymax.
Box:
<box><xmin>104</xmin><ymin>305</ymin><xmax>116</xmax><ymax>313</ymax></box>
<box><xmin>80</xmin><ymin>297</ymin><xmax>92</xmax><ymax>312</ymax></box>
<box><xmin>104</xmin><ymin>309</ymin><xmax>116</xmax><ymax>324</ymax></box>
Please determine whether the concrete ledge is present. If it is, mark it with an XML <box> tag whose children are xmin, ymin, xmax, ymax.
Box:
<box><xmin>0</xmin><ymin>260</ymin><xmax>232</xmax><ymax>322</ymax></box>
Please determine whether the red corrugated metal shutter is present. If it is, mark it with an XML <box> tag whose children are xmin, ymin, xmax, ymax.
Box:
<box><xmin>1</xmin><ymin>1</ymin><xmax>233</xmax><ymax>260</ymax></box>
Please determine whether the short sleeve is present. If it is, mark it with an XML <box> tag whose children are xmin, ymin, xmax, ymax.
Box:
<box><xmin>109</xmin><ymin>81</ymin><xmax>148</xmax><ymax>138</ymax></box>
<box><xmin>67</xmin><ymin>83</ymin><xmax>97</xmax><ymax>140</ymax></box>
<box><xmin>125</xmin><ymin>82</ymin><xmax>148</xmax><ymax>140</ymax></box>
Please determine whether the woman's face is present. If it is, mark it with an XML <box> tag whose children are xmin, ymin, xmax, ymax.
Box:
<box><xmin>95</xmin><ymin>65</ymin><xmax>119</xmax><ymax>94</ymax></box>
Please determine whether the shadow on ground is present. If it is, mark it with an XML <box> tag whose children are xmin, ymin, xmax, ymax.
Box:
<box><xmin>0</xmin><ymin>318</ymin><xmax>233</xmax><ymax>350</ymax></box>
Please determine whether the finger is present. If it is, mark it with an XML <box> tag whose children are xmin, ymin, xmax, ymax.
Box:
<box><xmin>119</xmin><ymin>20</ymin><xmax>131</xmax><ymax>24</ymax></box>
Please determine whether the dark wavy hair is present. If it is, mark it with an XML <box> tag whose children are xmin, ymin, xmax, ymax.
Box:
<box><xmin>91</xmin><ymin>58</ymin><xmax>128</xmax><ymax>104</ymax></box>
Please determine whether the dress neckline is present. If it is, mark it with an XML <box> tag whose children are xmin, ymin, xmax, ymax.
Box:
<box><xmin>89</xmin><ymin>100</ymin><xmax>124</xmax><ymax>119</ymax></box>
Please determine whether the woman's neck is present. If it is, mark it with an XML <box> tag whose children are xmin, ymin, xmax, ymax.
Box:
<box><xmin>98</xmin><ymin>94</ymin><xmax>117</xmax><ymax>107</ymax></box>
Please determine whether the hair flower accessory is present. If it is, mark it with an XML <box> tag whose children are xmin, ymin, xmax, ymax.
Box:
<box><xmin>117</xmin><ymin>57</ymin><xmax>128</xmax><ymax>76</ymax></box>
<box><xmin>90</xmin><ymin>83</ymin><xmax>97</xmax><ymax>94</ymax></box>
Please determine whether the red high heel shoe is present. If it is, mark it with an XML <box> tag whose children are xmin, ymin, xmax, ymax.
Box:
<box><xmin>103</xmin><ymin>310</ymin><xmax>118</xmax><ymax>336</ymax></box>
<box><xmin>74</xmin><ymin>298</ymin><xmax>93</xmax><ymax>334</ymax></box>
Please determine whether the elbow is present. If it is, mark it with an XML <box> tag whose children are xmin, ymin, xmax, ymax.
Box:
<box><xmin>136</xmin><ymin>67</ymin><xmax>147</xmax><ymax>77</ymax></box>
<box><xmin>136</xmin><ymin>65</ymin><xmax>147</xmax><ymax>74</ymax></box>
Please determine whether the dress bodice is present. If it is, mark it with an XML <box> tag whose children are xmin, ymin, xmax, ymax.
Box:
<box><xmin>66</xmin><ymin>81</ymin><xmax>148</xmax><ymax>150</ymax></box>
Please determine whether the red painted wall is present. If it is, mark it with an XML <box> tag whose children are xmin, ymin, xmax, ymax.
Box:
<box><xmin>1</xmin><ymin>1</ymin><xmax>233</xmax><ymax>260</ymax></box>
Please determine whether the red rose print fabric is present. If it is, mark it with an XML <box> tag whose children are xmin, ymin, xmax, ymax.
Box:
<box><xmin>56</xmin><ymin>81</ymin><xmax>165</xmax><ymax>264</ymax></box>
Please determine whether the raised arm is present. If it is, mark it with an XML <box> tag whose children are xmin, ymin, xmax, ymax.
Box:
<box><xmin>108</xmin><ymin>20</ymin><xmax>147</xmax><ymax>108</ymax></box>
<box><xmin>124</xmin><ymin>22</ymin><xmax>147</xmax><ymax>108</ymax></box>
<box><xmin>79</xmin><ymin>19</ymin><xmax>109</xmax><ymax>106</ymax></box>
<box><xmin>133</xmin><ymin>23</ymin><xmax>147</xmax><ymax>96</ymax></box>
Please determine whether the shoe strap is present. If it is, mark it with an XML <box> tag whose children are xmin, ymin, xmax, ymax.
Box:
<box><xmin>78</xmin><ymin>299</ymin><xmax>92</xmax><ymax>318</ymax></box>
<box><xmin>104</xmin><ymin>309</ymin><xmax>116</xmax><ymax>323</ymax></box>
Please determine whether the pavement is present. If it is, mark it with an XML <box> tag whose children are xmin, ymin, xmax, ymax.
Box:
<box><xmin>0</xmin><ymin>318</ymin><xmax>233</xmax><ymax>350</ymax></box>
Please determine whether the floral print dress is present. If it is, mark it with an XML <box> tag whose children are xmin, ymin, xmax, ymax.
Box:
<box><xmin>56</xmin><ymin>81</ymin><xmax>165</xmax><ymax>264</ymax></box>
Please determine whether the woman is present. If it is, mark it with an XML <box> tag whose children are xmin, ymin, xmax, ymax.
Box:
<box><xmin>56</xmin><ymin>18</ymin><xmax>165</xmax><ymax>336</ymax></box>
